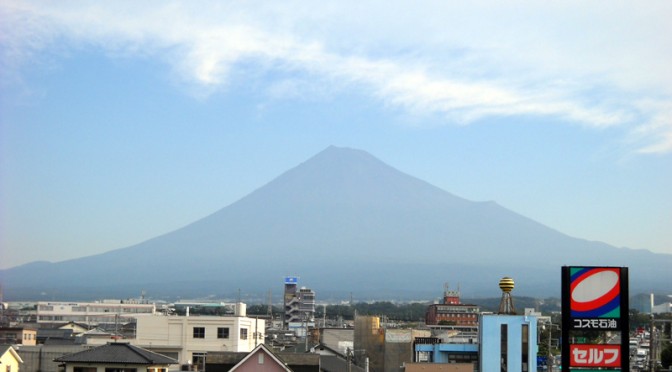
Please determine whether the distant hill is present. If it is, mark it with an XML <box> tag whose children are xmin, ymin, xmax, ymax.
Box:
<box><xmin>1</xmin><ymin>146</ymin><xmax>670</xmax><ymax>301</ymax></box>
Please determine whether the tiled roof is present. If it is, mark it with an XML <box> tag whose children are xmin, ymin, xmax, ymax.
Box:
<box><xmin>54</xmin><ymin>342</ymin><xmax>177</xmax><ymax>365</ymax></box>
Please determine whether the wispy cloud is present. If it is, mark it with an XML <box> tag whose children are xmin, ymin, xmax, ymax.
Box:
<box><xmin>2</xmin><ymin>1</ymin><xmax>671</xmax><ymax>153</ymax></box>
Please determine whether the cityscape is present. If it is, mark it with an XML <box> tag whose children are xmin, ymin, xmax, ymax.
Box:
<box><xmin>1</xmin><ymin>273</ymin><xmax>671</xmax><ymax>372</ymax></box>
<box><xmin>2</xmin><ymin>1</ymin><xmax>671</xmax><ymax>372</ymax></box>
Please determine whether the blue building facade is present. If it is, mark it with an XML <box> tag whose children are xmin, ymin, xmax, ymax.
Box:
<box><xmin>479</xmin><ymin>314</ymin><xmax>538</xmax><ymax>372</ymax></box>
<box><xmin>414</xmin><ymin>340</ymin><xmax>479</xmax><ymax>363</ymax></box>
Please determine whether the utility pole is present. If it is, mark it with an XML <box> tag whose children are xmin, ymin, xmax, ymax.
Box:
<box><xmin>649</xmin><ymin>293</ymin><xmax>655</xmax><ymax>372</ymax></box>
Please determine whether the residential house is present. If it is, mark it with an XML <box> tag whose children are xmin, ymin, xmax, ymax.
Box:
<box><xmin>0</xmin><ymin>327</ymin><xmax>37</xmax><ymax>346</ymax></box>
<box><xmin>54</xmin><ymin>342</ymin><xmax>176</xmax><ymax>372</ymax></box>
<box><xmin>0</xmin><ymin>345</ymin><xmax>23</xmax><ymax>372</ymax></box>
<box><xmin>229</xmin><ymin>343</ymin><xmax>291</xmax><ymax>372</ymax></box>
<box><xmin>206</xmin><ymin>344</ymin><xmax>320</xmax><ymax>372</ymax></box>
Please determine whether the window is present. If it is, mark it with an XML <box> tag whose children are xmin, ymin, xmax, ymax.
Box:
<box><xmin>240</xmin><ymin>328</ymin><xmax>248</xmax><ymax>340</ymax></box>
<box><xmin>193</xmin><ymin>327</ymin><xmax>205</xmax><ymax>338</ymax></box>
<box><xmin>501</xmin><ymin>324</ymin><xmax>508</xmax><ymax>372</ymax></box>
<box><xmin>74</xmin><ymin>368</ymin><xmax>97</xmax><ymax>372</ymax></box>
<box><xmin>105</xmin><ymin>368</ymin><xmax>137</xmax><ymax>372</ymax></box>
<box><xmin>521</xmin><ymin>324</ymin><xmax>529</xmax><ymax>372</ymax></box>
<box><xmin>217</xmin><ymin>327</ymin><xmax>230</xmax><ymax>339</ymax></box>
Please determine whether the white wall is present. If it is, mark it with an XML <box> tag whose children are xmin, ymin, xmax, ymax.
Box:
<box><xmin>135</xmin><ymin>315</ymin><xmax>265</xmax><ymax>364</ymax></box>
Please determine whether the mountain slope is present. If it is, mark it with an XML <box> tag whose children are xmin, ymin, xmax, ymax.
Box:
<box><xmin>1</xmin><ymin>146</ymin><xmax>670</xmax><ymax>300</ymax></box>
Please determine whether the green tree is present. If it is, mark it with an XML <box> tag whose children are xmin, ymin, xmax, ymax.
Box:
<box><xmin>661</xmin><ymin>342</ymin><xmax>672</xmax><ymax>369</ymax></box>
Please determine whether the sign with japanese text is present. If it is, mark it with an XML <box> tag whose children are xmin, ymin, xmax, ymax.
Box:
<box><xmin>570</xmin><ymin>344</ymin><xmax>620</xmax><ymax>368</ymax></box>
<box><xmin>561</xmin><ymin>266</ymin><xmax>629</xmax><ymax>372</ymax></box>
<box><xmin>572</xmin><ymin>318</ymin><xmax>620</xmax><ymax>330</ymax></box>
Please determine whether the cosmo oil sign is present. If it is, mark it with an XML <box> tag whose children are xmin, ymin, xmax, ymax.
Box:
<box><xmin>568</xmin><ymin>267</ymin><xmax>623</xmax><ymax>330</ymax></box>
<box><xmin>561</xmin><ymin>266</ymin><xmax>629</xmax><ymax>371</ymax></box>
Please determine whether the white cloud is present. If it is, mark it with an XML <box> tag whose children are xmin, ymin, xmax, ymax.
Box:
<box><xmin>2</xmin><ymin>0</ymin><xmax>671</xmax><ymax>153</ymax></box>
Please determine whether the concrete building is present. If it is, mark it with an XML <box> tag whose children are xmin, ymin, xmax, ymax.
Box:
<box><xmin>320</xmin><ymin>328</ymin><xmax>354</xmax><ymax>356</ymax></box>
<box><xmin>425</xmin><ymin>286</ymin><xmax>479</xmax><ymax>327</ymax></box>
<box><xmin>283</xmin><ymin>276</ymin><xmax>316</xmax><ymax>335</ymax></box>
<box><xmin>0</xmin><ymin>327</ymin><xmax>37</xmax><ymax>346</ymax></box>
<box><xmin>354</xmin><ymin>316</ymin><xmax>384</xmax><ymax>372</ymax></box>
<box><xmin>384</xmin><ymin>329</ymin><xmax>430</xmax><ymax>372</ymax></box>
<box><xmin>283</xmin><ymin>276</ymin><xmax>299</xmax><ymax>329</ymax></box>
<box><xmin>36</xmin><ymin>300</ymin><xmax>155</xmax><ymax>325</ymax></box>
<box><xmin>478</xmin><ymin>314</ymin><xmax>537</xmax><ymax>372</ymax></box>
<box><xmin>134</xmin><ymin>304</ymin><xmax>265</xmax><ymax>367</ymax></box>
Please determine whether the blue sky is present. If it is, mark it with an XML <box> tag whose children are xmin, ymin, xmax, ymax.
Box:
<box><xmin>1</xmin><ymin>1</ymin><xmax>671</xmax><ymax>269</ymax></box>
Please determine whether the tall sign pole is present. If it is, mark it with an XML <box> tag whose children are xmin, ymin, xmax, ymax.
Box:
<box><xmin>561</xmin><ymin>266</ymin><xmax>629</xmax><ymax>372</ymax></box>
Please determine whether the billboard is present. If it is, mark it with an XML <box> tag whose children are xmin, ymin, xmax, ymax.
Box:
<box><xmin>561</xmin><ymin>266</ymin><xmax>629</xmax><ymax>371</ymax></box>
<box><xmin>568</xmin><ymin>267</ymin><xmax>623</xmax><ymax>330</ymax></box>
<box><xmin>284</xmin><ymin>276</ymin><xmax>299</xmax><ymax>284</ymax></box>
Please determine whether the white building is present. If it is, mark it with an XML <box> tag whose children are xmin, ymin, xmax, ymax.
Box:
<box><xmin>134</xmin><ymin>303</ymin><xmax>265</xmax><ymax>366</ymax></box>
<box><xmin>37</xmin><ymin>300</ymin><xmax>155</xmax><ymax>325</ymax></box>
<box><xmin>652</xmin><ymin>302</ymin><xmax>672</xmax><ymax>314</ymax></box>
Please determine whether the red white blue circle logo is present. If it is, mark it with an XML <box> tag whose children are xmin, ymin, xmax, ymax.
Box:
<box><xmin>570</xmin><ymin>267</ymin><xmax>620</xmax><ymax>318</ymax></box>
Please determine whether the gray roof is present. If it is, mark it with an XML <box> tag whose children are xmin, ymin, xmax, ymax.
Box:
<box><xmin>54</xmin><ymin>342</ymin><xmax>177</xmax><ymax>365</ymax></box>
<box><xmin>1</xmin><ymin>344</ymin><xmax>13</xmax><ymax>355</ymax></box>
<box><xmin>320</xmin><ymin>355</ymin><xmax>366</xmax><ymax>372</ymax></box>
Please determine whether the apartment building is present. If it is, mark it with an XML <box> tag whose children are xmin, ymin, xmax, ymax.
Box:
<box><xmin>134</xmin><ymin>303</ymin><xmax>265</xmax><ymax>366</ymax></box>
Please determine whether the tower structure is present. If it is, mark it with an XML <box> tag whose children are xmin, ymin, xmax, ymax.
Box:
<box><xmin>283</xmin><ymin>276</ymin><xmax>298</xmax><ymax>329</ymax></box>
<box><xmin>498</xmin><ymin>277</ymin><xmax>517</xmax><ymax>315</ymax></box>
<box><xmin>283</xmin><ymin>276</ymin><xmax>316</xmax><ymax>334</ymax></box>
